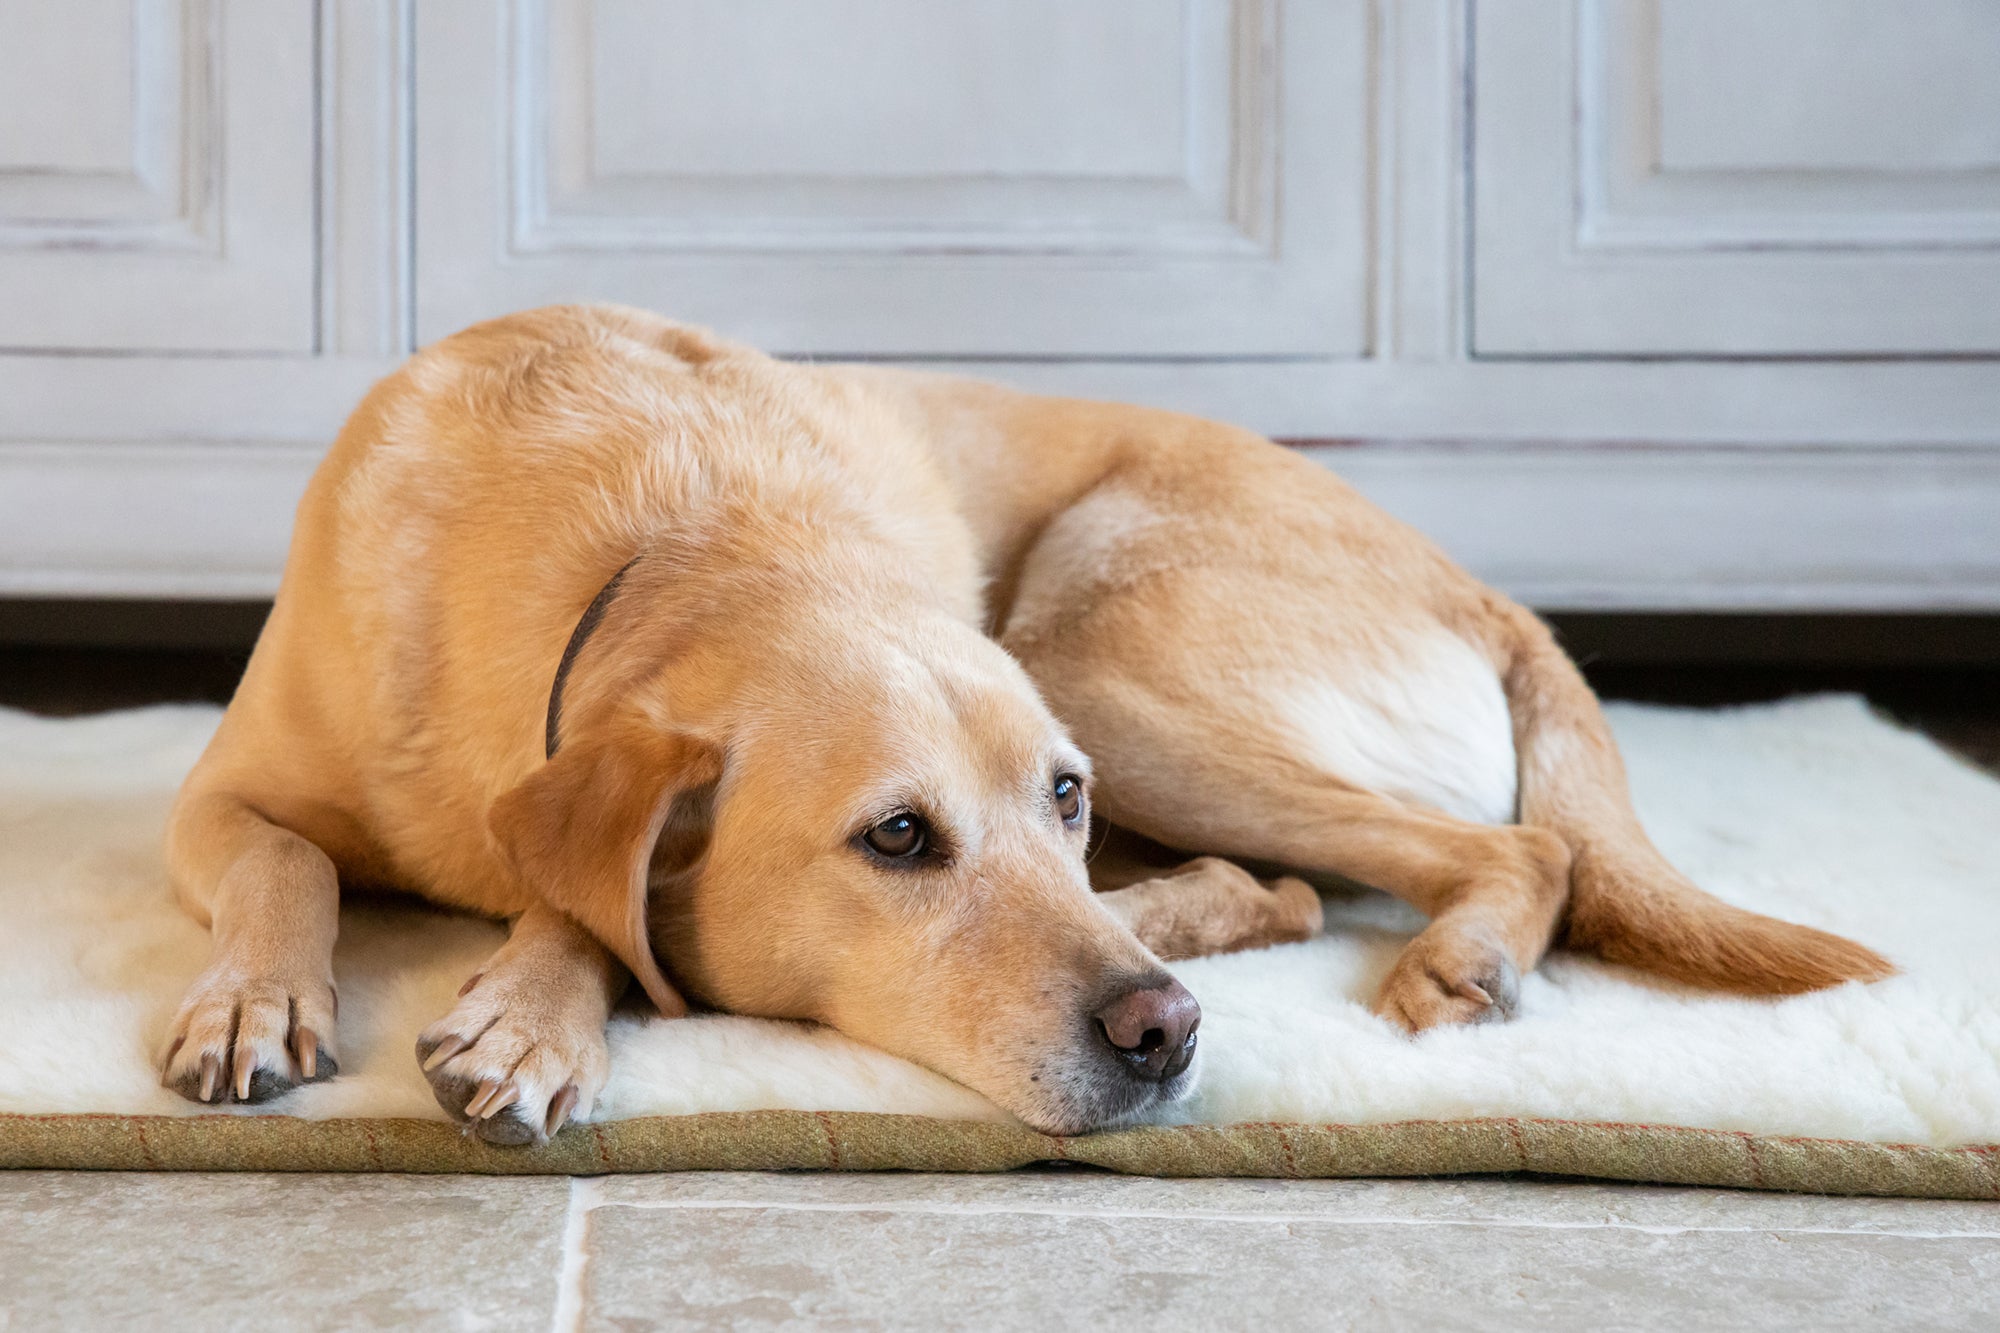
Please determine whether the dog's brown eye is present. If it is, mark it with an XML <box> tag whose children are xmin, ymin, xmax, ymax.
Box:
<box><xmin>1054</xmin><ymin>773</ymin><xmax>1084</xmax><ymax>824</ymax></box>
<box><xmin>863</xmin><ymin>813</ymin><xmax>928</xmax><ymax>859</ymax></box>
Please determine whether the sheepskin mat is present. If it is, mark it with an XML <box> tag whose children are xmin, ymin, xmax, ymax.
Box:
<box><xmin>3</xmin><ymin>697</ymin><xmax>1998</xmax><ymax>1198</ymax></box>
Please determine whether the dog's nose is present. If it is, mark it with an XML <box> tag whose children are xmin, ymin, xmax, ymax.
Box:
<box><xmin>1093</xmin><ymin>977</ymin><xmax>1200</xmax><ymax>1082</ymax></box>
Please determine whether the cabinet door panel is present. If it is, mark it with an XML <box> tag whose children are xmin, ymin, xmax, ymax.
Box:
<box><xmin>1473</xmin><ymin>0</ymin><xmax>2000</xmax><ymax>355</ymax></box>
<box><xmin>0</xmin><ymin>0</ymin><xmax>317</xmax><ymax>353</ymax></box>
<box><xmin>414</xmin><ymin>0</ymin><xmax>1368</xmax><ymax>356</ymax></box>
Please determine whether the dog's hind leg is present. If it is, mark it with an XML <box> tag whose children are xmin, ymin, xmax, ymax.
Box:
<box><xmin>161</xmin><ymin>791</ymin><xmax>342</xmax><ymax>1102</ymax></box>
<box><xmin>415</xmin><ymin>903</ymin><xmax>623</xmax><ymax>1146</ymax></box>
<box><xmin>1092</xmin><ymin>758</ymin><xmax>1569</xmax><ymax>1032</ymax></box>
<box><xmin>1002</xmin><ymin>493</ymin><xmax>1573</xmax><ymax>1030</ymax></box>
<box><xmin>1093</xmin><ymin>854</ymin><xmax>1324</xmax><ymax>963</ymax></box>
<box><xmin>1004</xmin><ymin>485</ymin><xmax>1885</xmax><ymax>1026</ymax></box>
<box><xmin>1024</xmin><ymin>650</ymin><xmax>1572</xmax><ymax>1030</ymax></box>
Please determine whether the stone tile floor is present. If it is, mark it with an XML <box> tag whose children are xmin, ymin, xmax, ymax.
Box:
<box><xmin>4</xmin><ymin>1168</ymin><xmax>1997</xmax><ymax>1331</ymax></box>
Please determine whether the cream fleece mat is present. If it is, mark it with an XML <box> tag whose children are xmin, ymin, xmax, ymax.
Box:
<box><xmin>3</xmin><ymin>697</ymin><xmax>1998</xmax><ymax>1196</ymax></box>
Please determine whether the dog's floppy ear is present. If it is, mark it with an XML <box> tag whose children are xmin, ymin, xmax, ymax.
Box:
<box><xmin>489</xmin><ymin>720</ymin><xmax>722</xmax><ymax>1016</ymax></box>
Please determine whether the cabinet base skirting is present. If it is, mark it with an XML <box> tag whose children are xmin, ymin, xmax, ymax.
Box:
<box><xmin>3</xmin><ymin>439</ymin><xmax>1997</xmax><ymax>610</ymax></box>
<box><xmin>1302</xmin><ymin>443</ymin><xmax>2000</xmax><ymax>611</ymax></box>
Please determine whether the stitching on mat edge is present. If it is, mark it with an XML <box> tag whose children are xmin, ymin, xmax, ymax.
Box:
<box><xmin>1273</xmin><ymin>1124</ymin><xmax>1298</xmax><ymax>1178</ymax></box>
<box><xmin>1738</xmin><ymin>1131</ymin><xmax>1767</xmax><ymax>1188</ymax></box>
<box><xmin>814</xmin><ymin>1110</ymin><xmax>842</xmax><ymax>1169</ymax></box>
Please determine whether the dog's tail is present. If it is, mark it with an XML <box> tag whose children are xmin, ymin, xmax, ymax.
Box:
<box><xmin>1493</xmin><ymin>605</ymin><xmax>1893</xmax><ymax>994</ymax></box>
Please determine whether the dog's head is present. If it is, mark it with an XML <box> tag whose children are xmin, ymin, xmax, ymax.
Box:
<box><xmin>489</xmin><ymin>601</ymin><xmax>1197</xmax><ymax>1134</ymax></box>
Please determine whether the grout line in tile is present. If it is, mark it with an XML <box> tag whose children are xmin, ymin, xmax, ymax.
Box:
<box><xmin>549</xmin><ymin>1176</ymin><xmax>604</xmax><ymax>1333</ymax></box>
<box><xmin>589</xmin><ymin>1196</ymin><xmax>2000</xmax><ymax>1241</ymax></box>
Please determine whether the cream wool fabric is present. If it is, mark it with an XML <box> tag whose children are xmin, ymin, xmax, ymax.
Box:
<box><xmin>1</xmin><ymin>696</ymin><xmax>1997</xmax><ymax>1150</ymax></box>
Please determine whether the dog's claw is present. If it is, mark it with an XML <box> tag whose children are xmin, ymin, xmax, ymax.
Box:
<box><xmin>198</xmin><ymin>1053</ymin><xmax>221</xmax><ymax>1102</ymax></box>
<box><xmin>421</xmin><ymin>1034</ymin><xmax>469</xmax><ymax>1072</ymax></box>
<box><xmin>463</xmin><ymin>1078</ymin><xmax>506</xmax><ymax>1119</ymax></box>
<box><xmin>461</xmin><ymin>1079</ymin><xmax>496</xmax><ymax>1117</ymax></box>
<box><xmin>294</xmin><ymin>1027</ymin><xmax>318</xmax><ymax>1080</ymax></box>
<box><xmin>546</xmin><ymin>1084</ymin><xmax>579</xmax><ymax>1138</ymax></box>
<box><xmin>478</xmin><ymin>1083</ymin><xmax>520</xmax><ymax>1121</ymax></box>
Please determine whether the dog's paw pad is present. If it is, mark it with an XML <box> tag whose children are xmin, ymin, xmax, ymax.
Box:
<box><xmin>468</xmin><ymin>1103</ymin><xmax>545</xmax><ymax>1147</ymax></box>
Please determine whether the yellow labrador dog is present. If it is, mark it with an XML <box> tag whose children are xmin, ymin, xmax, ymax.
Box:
<box><xmin>162</xmin><ymin>305</ymin><xmax>1890</xmax><ymax>1143</ymax></box>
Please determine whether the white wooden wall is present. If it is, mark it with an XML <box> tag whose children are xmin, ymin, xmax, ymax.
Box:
<box><xmin>2</xmin><ymin>0</ymin><xmax>1998</xmax><ymax>609</ymax></box>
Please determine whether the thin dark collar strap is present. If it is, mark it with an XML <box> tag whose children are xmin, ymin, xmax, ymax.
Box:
<box><xmin>544</xmin><ymin>554</ymin><xmax>643</xmax><ymax>759</ymax></box>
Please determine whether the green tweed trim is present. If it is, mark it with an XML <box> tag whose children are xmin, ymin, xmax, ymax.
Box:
<box><xmin>3</xmin><ymin>1111</ymin><xmax>1995</xmax><ymax>1199</ymax></box>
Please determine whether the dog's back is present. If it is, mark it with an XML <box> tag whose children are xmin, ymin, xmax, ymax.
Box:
<box><xmin>173</xmin><ymin>305</ymin><xmax>978</xmax><ymax>914</ymax></box>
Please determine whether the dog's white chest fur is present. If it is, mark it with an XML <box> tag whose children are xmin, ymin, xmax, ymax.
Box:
<box><xmin>1276</xmin><ymin>631</ymin><xmax>1518</xmax><ymax>824</ymax></box>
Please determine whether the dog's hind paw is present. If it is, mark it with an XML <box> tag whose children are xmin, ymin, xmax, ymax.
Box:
<box><xmin>161</xmin><ymin>968</ymin><xmax>339</xmax><ymax>1104</ymax></box>
<box><xmin>416</xmin><ymin>983</ymin><xmax>609</xmax><ymax>1147</ymax></box>
<box><xmin>1373</xmin><ymin>929</ymin><xmax>1521</xmax><ymax>1034</ymax></box>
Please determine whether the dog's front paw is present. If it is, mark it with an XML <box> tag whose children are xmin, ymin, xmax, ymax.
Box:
<box><xmin>1373</xmin><ymin>929</ymin><xmax>1520</xmax><ymax>1034</ymax></box>
<box><xmin>416</xmin><ymin>979</ymin><xmax>609</xmax><ymax>1147</ymax></box>
<box><xmin>162</xmin><ymin>967</ymin><xmax>338</xmax><ymax>1104</ymax></box>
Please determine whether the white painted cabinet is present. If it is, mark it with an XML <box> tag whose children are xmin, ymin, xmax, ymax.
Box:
<box><xmin>1</xmin><ymin>1</ymin><xmax>1997</xmax><ymax>610</ymax></box>
<box><xmin>0</xmin><ymin>0</ymin><xmax>318</xmax><ymax>352</ymax></box>
<box><xmin>414</xmin><ymin>0</ymin><xmax>1369</xmax><ymax>356</ymax></box>
<box><xmin>1473</xmin><ymin>0</ymin><xmax>2000</xmax><ymax>355</ymax></box>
